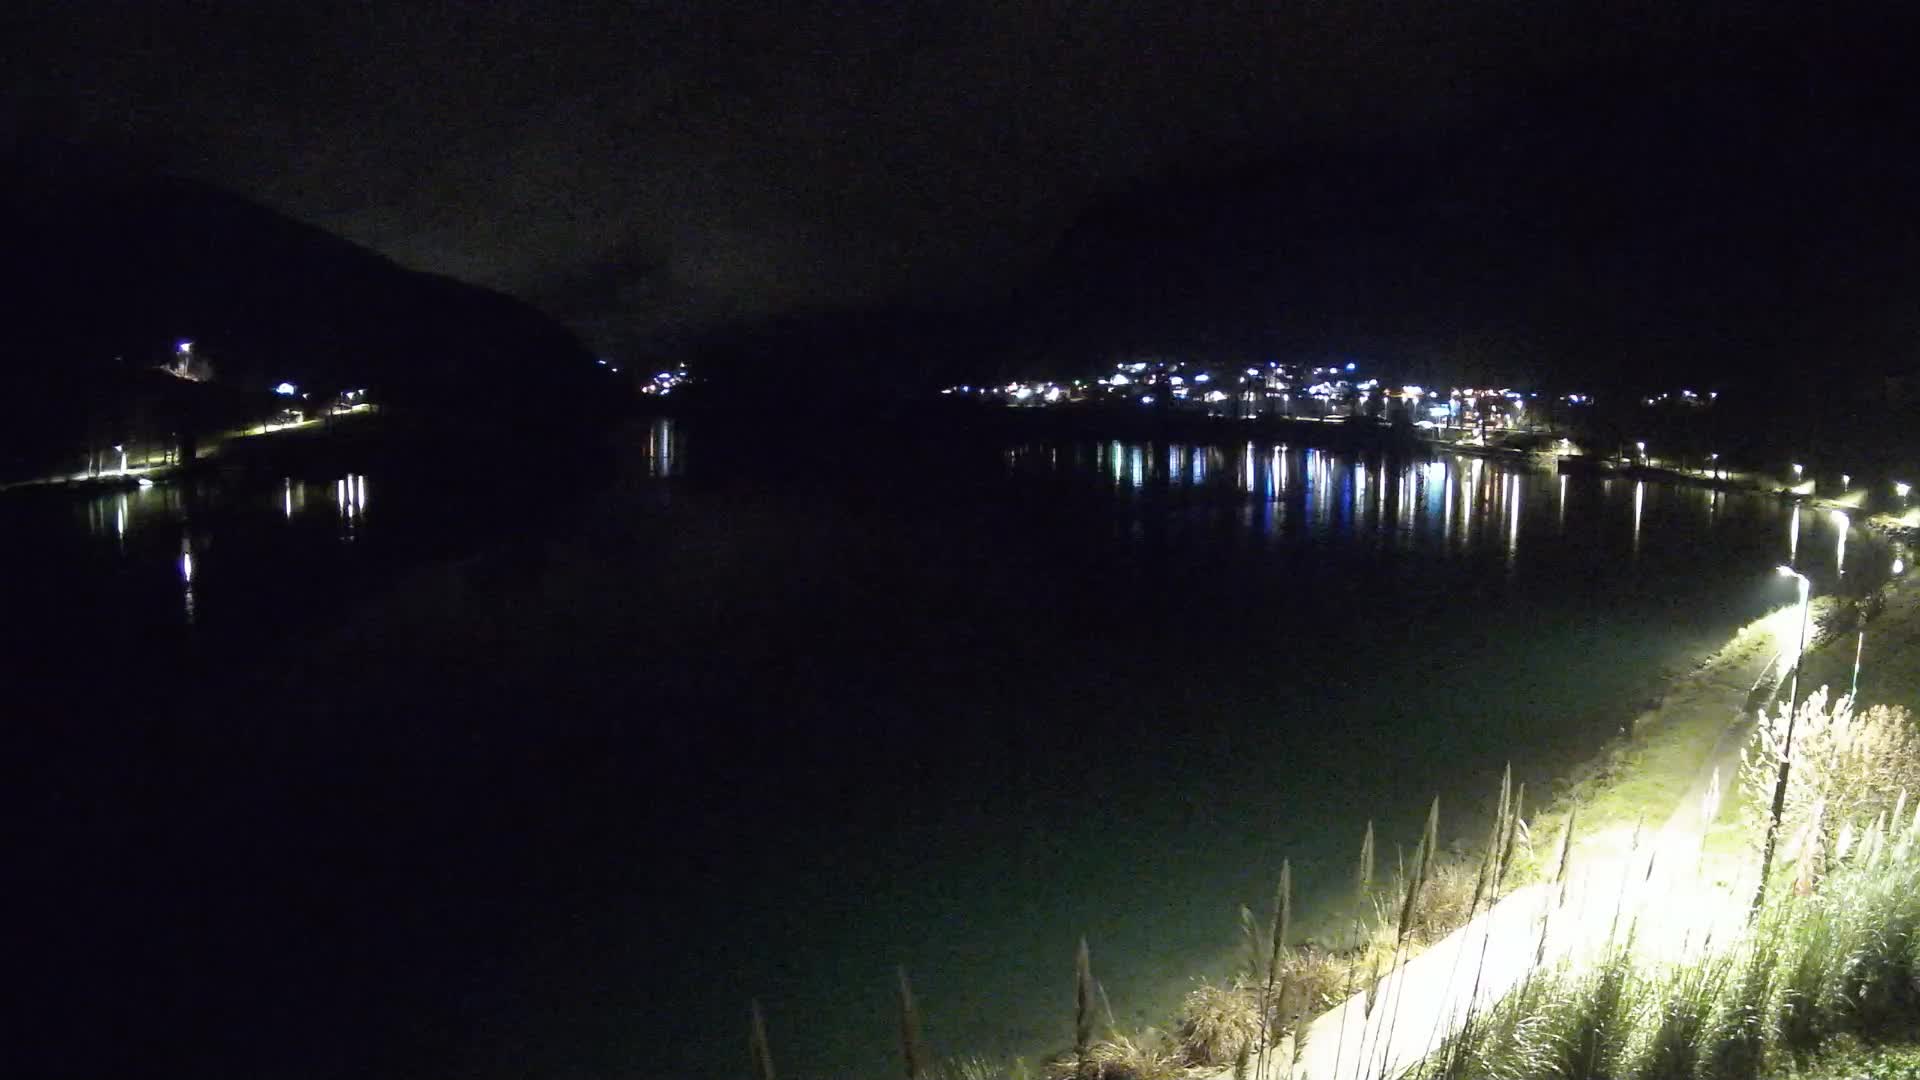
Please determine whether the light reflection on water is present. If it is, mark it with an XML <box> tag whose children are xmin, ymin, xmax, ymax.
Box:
<box><xmin>77</xmin><ymin>473</ymin><xmax>375</xmax><ymax>625</ymax></box>
<box><xmin>1000</xmin><ymin>437</ymin><xmax>1891</xmax><ymax>589</ymax></box>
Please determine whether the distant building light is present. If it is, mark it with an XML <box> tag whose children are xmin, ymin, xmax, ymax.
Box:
<box><xmin>274</xmin><ymin>382</ymin><xmax>298</xmax><ymax>396</ymax></box>
<box><xmin>1345</xmin><ymin>362</ymin><xmax>1357</xmax><ymax>371</ymax></box>
<box><xmin>177</xmin><ymin>340</ymin><xmax>193</xmax><ymax>355</ymax></box>
<box><xmin>1140</xmin><ymin>395</ymin><xmax>1155</xmax><ymax>405</ymax></box>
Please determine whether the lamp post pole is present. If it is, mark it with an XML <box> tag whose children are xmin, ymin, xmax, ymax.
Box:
<box><xmin>1851</xmin><ymin>629</ymin><xmax>1864</xmax><ymax>702</ymax></box>
<box><xmin>1755</xmin><ymin>566</ymin><xmax>1812</xmax><ymax>912</ymax></box>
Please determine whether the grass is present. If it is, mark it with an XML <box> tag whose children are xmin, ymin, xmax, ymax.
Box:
<box><xmin>1407</xmin><ymin>700</ymin><xmax>1920</xmax><ymax>1080</ymax></box>
<box><xmin>1768</xmin><ymin>1038</ymin><xmax>1920</xmax><ymax>1080</ymax></box>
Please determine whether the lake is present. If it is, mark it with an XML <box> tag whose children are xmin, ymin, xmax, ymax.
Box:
<box><xmin>5</xmin><ymin>416</ymin><xmax>1889</xmax><ymax>1078</ymax></box>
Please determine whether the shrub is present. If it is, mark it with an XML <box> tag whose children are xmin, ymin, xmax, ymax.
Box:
<box><xmin>1410</xmin><ymin>858</ymin><xmax>1485</xmax><ymax>945</ymax></box>
<box><xmin>1741</xmin><ymin>688</ymin><xmax>1920</xmax><ymax>862</ymax></box>
<box><xmin>1175</xmin><ymin>981</ymin><xmax>1261</xmax><ymax>1067</ymax></box>
<box><xmin>1042</xmin><ymin>1029</ymin><xmax>1188</xmax><ymax>1080</ymax></box>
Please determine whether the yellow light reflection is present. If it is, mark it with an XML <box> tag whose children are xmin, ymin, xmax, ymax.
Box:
<box><xmin>1632</xmin><ymin>480</ymin><xmax>1644</xmax><ymax>556</ymax></box>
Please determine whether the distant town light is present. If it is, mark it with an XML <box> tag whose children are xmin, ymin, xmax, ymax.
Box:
<box><xmin>1345</xmin><ymin>362</ymin><xmax>1356</xmax><ymax>371</ymax></box>
<box><xmin>274</xmin><ymin>382</ymin><xmax>297</xmax><ymax>396</ymax></box>
<box><xmin>1139</xmin><ymin>395</ymin><xmax>1155</xmax><ymax>405</ymax></box>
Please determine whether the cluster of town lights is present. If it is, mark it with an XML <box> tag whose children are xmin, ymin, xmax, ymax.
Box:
<box><xmin>946</xmin><ymin>359</ymin><xmax>1588</xmax><ymax>434</ymax></box>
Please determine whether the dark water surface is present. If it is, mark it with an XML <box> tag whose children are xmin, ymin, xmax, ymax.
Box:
<box><xmin>5</xmin><ymin>418</ymin><xmax>1891</xmax><ymax>1078</ymax></box>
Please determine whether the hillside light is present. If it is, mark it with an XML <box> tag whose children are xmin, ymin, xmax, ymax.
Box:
<box><xmin>274</xmin><ymin>382</ymin><xmax>297</xmax><ymax>396</ymax></box>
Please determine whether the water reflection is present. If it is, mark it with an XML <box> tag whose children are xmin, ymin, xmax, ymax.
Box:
<box><xmin>1632</xmin><ymin>481</ymin><xmax>1644</xmax><ymax>558</ymax></box>
<box><xmin>1834</xmin><ymin>510</ymin><xmax>1849</xmax><ymax>577</ymax></box>
<box><xmin>998</xmin><ymin>437</ymin><xmax>1901</xmax><ymax>588</ymax></box>
<box><xmin>643</xmin><ymin>417</ymin><xmax>681</xmax><ymax>478</ymax></box>
<box><xmin>180</xmin><ymin>535</ymin><xmax>196</xmax><ymax>625</ymax></box>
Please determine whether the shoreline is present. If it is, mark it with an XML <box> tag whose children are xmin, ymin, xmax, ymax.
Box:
<box><xmin>988</xmin><ymin>565</ymin><xmax>1920</xmax><ymax>1078</ymax></box>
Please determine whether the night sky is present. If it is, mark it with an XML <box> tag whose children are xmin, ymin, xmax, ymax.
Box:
<box><xmin>8</xmin><ymin>2</ymin><xmax>1920</xmax><ymax>382</ymax></box>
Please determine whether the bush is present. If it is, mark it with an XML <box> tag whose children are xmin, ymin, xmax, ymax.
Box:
<box><xmin>1741</xmin><ymin>688</ymin><xmax>1920</xmax><ymax>865</ymax></box>
<box><xmin>1175</xmin><ymin>981</ymin><xmax>1260</xmax><ymax>1067</ymax></box>
<box><xmin>1042</xmin><ymin>1029</ymin><xmax>1188</xmax><ymax>1080</ymax></box>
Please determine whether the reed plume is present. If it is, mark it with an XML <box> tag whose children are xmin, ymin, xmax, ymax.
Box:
<box><xmin>1075</xmin><ymin>938</ymin><xmax>1095</xmax><ymax>1079</ymax></box>
<box><xmin>899</xmin><ymin>967</ymin><xmax>929</xmax><ymax>1080</ymax></box>
<box><xmin>749</xmin><ymin>999</ymin><xmax>776</xmax><ymax>1080</ymax></box>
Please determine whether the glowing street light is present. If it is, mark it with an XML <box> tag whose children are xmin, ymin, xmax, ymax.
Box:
<box><xmin>1708</xmin><ymin>452</ymin><xmax>1721</xmax><ymax>480</ymax></box>
<box><xmin>1791</xmin><ymin>462</ymin><xmax>1804</xmax><ymax>480</ymax></box>
<box><xmin>1635</xmin><ymin>440</ymin><xmax>1646</xmax><ymax>464</ymax></box>
<box><xmin>1897</xmin><ymin>481</ymin><xmax>1912</xmax><ymax>501</ymax></box>
<box><xmin>1756</xmin><ymin>564</ymin><xmax>1813</xmax><ymax>909</ymax></box>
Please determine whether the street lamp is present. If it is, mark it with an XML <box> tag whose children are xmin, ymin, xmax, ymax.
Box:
<box><xmin>1635</xmin><ymin>440</ymin><xmax>1646</xmax><ymax>465</ymax></box>
<box><xmin>1792</xmin><ymin>462</ymin><xmax>1804</xmax><ymax>480</ymax></box>
<box><xmin>1708</xmin><ymin>451</ymin><xmax>1720</xmax><ymax>480</ymax></box>
<box><xmin>1756</xmin><ymin>565</ymin><xmax>1813</xmax><ymax>910</ymax></box>
<box><xmin>1897</xmin><ymin>481</ymin><xmax>1912</xmax><ymax>501</ymax></box>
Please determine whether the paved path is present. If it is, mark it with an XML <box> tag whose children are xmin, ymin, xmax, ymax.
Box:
<box><xmin>1208</xmin><ymin>634</ymin><xmax>1786</xmax><ymax>1080</ymax></box>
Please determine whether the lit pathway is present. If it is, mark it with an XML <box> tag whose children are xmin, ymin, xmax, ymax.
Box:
<box><xmin>1209</xmin><ymin>638</ymin><xmax>1785</xmax><ymax>1080</ymax></box>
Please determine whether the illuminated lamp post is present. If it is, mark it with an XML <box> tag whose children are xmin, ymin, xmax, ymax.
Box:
<box><xmin>1708</xmin><ymin>452</ymin><xmax>1720</xmax><ymax>481</ymax></box>
<box><xmin>1755</xmin><ymin>565</ymin><xmax>1812</xmax><ymax>911</ymax></box>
